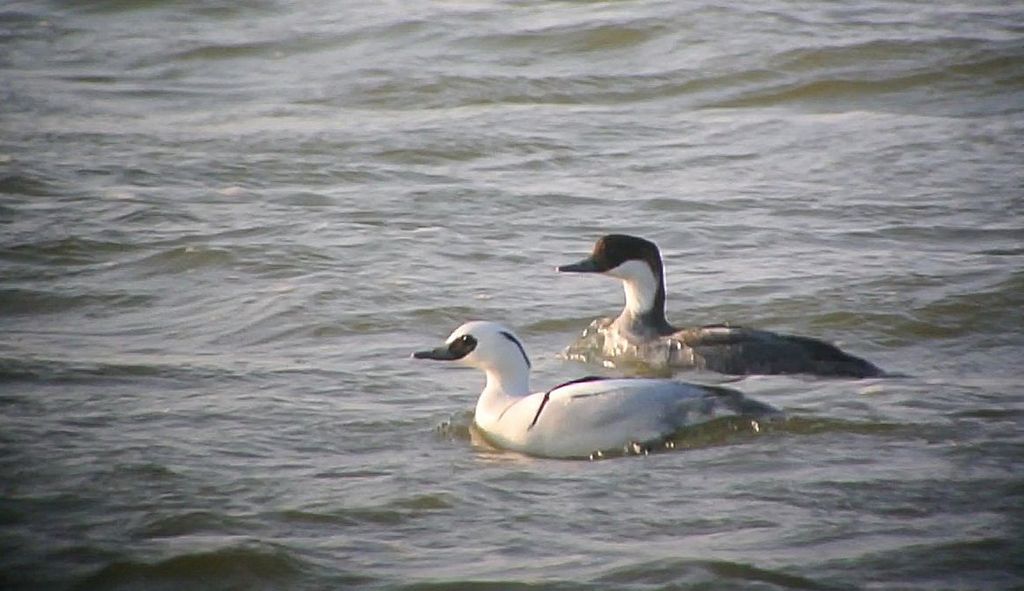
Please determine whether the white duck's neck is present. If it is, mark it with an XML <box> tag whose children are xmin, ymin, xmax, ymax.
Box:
<box><xmin>474</xmin><ymin>363</ymin><xmax>531</xmax><ymax>424</ymax></box>
<box><xmin>483</xmin><ymin>366</ymin><xmax>530</xmax><ymax>397</ymax></box>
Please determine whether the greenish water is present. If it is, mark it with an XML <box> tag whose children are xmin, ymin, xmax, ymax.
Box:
<box><xmin>2</xmin><ymin>0</ymin><xmax>1023</xmax><ymax>589</ymax></box>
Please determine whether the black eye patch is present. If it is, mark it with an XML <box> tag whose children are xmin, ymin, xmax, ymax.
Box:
<box><xmin>448</xmin><ymin>334</ymin><xmax>477</xmax><ymax>358</ymax></box>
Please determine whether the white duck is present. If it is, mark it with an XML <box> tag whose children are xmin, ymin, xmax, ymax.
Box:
<box><xmin>557</xmin><ymin>234</ymin><xmax>885</xmax><ymax>378</ymax></box>
<box><xmin>413</xmin><ymin>321</ymin><xmax>778</xmax><ymax>459</ymax></box>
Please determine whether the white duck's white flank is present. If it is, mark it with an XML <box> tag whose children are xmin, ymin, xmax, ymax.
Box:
<box><xmin>413</xmin><ymin>321</ymin><xmax>777</xmax><ymax>459</ymax></box>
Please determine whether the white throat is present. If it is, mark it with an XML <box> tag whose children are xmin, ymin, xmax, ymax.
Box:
<box><xmin>464</xmin><ymin>339</ymin><xmax>532</xmax><ymax>417</ymax></box>
<box><xmin>482</xmin><ymin>365</ymin><xmax>530</xmax><ymax>398</ymax></box>
<box><xmin>474</xmin><ymin>363</ymin><xmax>531</xmax><ymax>429</ymax></box>
<box><xmin>607</xmin><ymin>259</ymin><xmax>662</xmax><ymax>317</ymax></box>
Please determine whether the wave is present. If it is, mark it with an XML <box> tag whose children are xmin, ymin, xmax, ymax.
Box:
<box><xmin>0</xmin><ymin>237</ymin><xmax>137</xmax><ymax>268</ymax></box>
<box><xmin>817</xmin><ymin>536</ymin><xmax>1019</xmax><ymax>590</ymax></box>
<box><xmin>331</xmin><ymin>27</ymin><xmax>1023</xmax><ymax>115</ymax></box>
<box><xmin>386</xmin><ymin>558</ymin><xmax>832</xmax><ymax>591</ymax></box>
<box><xmin>468</xmin><ymin>17</ymin><xmax>669</xmax><ymax>54</ymax></box>
<box><xmin>0</xmin><ymin>356</ymin><xmax>239</xmax><ymax>385</ymax></box>
<box><xmin>73</xmin><ymin>544</ymin><xmax>312</xmax><ymax>591</ymax></box>
<box><xmin>273</xmin><ymin>493</ymin><xmax>454</xmax><ymax>528</ymax></box>
<box><xmin>0</xmin><ymin>288</ymin><xmax>151</xmax><ymax>316</ymax></box>
<box><xmin>64</xmin><ymin>0</ymin><xmax>279</xmax><ymax>19</ymax></box>
<box><xmin>595</xmin><ymin>557</ymin><xmax>832</xmax><ymax>590</ymax></box>
<box><xmin>123</xmin><ymin>245</ymin><xmax>237</xmax><ymax>276</ymax></box>
<box><xmin>0</xmin><ymin>173</ymin><xmax>61</xmax><ymax>197</ymax></box>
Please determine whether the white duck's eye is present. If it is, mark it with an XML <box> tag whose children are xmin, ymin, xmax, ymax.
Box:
<box><xmin>448</xmin><ymin>334</ymin><xmax>477</xmax><ymax>357</ymax></box>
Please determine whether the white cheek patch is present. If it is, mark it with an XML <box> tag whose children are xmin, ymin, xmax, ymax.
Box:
<box><xmin>607</xmin><ymin>259</ymin><xmax>660</xmax><ymax>315</ymax></box>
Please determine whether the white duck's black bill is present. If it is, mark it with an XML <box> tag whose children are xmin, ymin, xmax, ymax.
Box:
<box><xmin>412</xmin><ymin>334</ymin><xmax>477</xmax><ymax>361</ymax></box>
<box><xmin>412</xmin><ymin>347</ymin><xmax>463</xmax><ymax>360</ymax></box>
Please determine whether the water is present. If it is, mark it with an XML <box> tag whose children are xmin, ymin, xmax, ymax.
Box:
<box><xmin>2</xmin><ymin>0</ymin><xmax>1023</xmax><ymax>589</ymax></box>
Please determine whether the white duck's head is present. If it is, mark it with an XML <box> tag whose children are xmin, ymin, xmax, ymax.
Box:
<box><xmin>413</xmin><ymin>321</ymin><xmax>532</xmax><ymax>395</ymax></box>
<box><xmin>557</xmin><ymin>234</ymin><xmax>673</xmax><ymax>334</ymax></box>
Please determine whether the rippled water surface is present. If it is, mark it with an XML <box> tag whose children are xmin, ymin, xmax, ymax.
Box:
<box><xmin>2</xmin><ymin>0</ymin><xmax>1023</xmax><ymax>589</ymax></box>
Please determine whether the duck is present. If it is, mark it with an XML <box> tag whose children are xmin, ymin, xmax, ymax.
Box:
<box><xmin>556</xmin><ymin>234</ymin><xmax>884</xmax><ymax>378</ymax></box>
<box><xmin>412</xmin><ymin>320</ymin><xmax>779</xmax><ymax>459</ymax></box>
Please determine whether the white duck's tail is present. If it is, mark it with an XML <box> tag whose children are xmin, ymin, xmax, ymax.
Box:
<box><xmin>701</xmin><ymin>384</ymin><xmax>782</xmax><ymax>418</ymax></box>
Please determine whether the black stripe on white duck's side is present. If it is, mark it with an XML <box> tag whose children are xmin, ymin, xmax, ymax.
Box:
<box><xmin>557</xmin><ymin>234</ymin><xmax>885</xmax><ymax>378</ymax></box>
<box><xmin>413</xmin><ymin>321</ymin><xmax>779</xmax><ymax>459</ymax></box>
